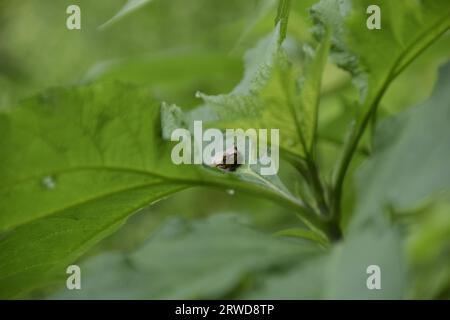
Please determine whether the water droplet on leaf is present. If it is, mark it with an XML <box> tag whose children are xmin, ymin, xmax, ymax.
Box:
<box><xmin>226</xmin><ymin>189</ymin><xmax>235</xmax><ymax>195</ymax></box>
<box><xmin>41</xmin><ymin>176</ymin><xmax>56</xmax><ymax>189</ymax></box>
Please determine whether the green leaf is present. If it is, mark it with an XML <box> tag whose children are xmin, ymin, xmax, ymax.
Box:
<box><xmin>352</xmin><ymin>62</ymin><xmax>450</xmax><ymax>230</ymax></box>
<box><xmin>52</xmin><ymin>214</ymin><xmax>320</xmax><ymax>299</ymax></box>
<box><xmin>246</xmin><ymin>225</ymin><xmax>407</xmax><ymax>299</ymax></box>
<box><xmin>244</xmin><ymin>256</ymin><xmax>328</xmax><ymax>299</ymax></box>
<box><xmin>184</xmin><ymin>24</ymin><xmax>330</xmax><ymax>159</ymax></box>
<box><xmin>191</xmin><ymin>25</ymin><xmax>306</xmax><ymax>156</ymax></box>
<box><xmin>0</xmin><ymin>82</ymin><xmax>319</xmax><ymax>298</ymax></box>
<box><xmin>275</xmin><ymin>0</ymin><xmax>292</xmax><ymax>44</ymax></box>
<box><xmin>81</xmin><ymin>51</ymin><xmax>243</xmax><ymax>112</ymax></box>
<box><xmin>0</xmin><ymin>183</ymin><xmax>184</xmax><ymax>299</ymax></box>
<box><xmin>195</xmin><ymin>24</ymin><xmax>283</xmax><ymax>121</ymax></box>
<box><xmin>325</xmin><ymin>227</ymin><xmax>407</xmax><ymax>299</ymax></box>
<box><xmin>406</xmin><ymin>198</ymin><xmax>450</xmax><ymax>299</ymax></box>
<box><xmin>291</xmin><ymin>28</ymin><xmax>331</xmax><ymax>155</ymax></box>
<box><xmin>161</xmin><ymin>25</ymin><xmax>333</xmax><ymax>217</ymax></box>
<box><xmin>99</xmin><ymin>0</ymin><xmax>154</xmax><ymax>30</ymax></box>
<box><xmin>337</xmin><ymin>64</ymin><xmax>450</xmax><ymax>296</ymax></box>
<box><xmin>274</xmin><ymin>227</ymin><xmax>329</xmax><ymax>247</ymax></box>
<box><xmin>312</xmin><ymin>0</ymin><xmax>450</xmax><ymax>98</ymax></box>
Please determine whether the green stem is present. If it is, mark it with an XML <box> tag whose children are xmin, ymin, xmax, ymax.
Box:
<box><xmin>274</xmin><ymin>0</ymin><xmax>336</xmax><ymax>241</ymax></box>
<box><xmin>306</xmin><ymin>159</ymin><xmax>329</xmax><ymax>217</ymax></box>
<box><xmin>331</xmin><ymin>16</ymin><xmax>450</xmax><ymax>221</ymax></box>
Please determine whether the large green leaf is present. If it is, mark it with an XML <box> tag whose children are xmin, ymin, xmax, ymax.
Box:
<box><xmin>0</xmin><ymin>183</ymin><xmax>184</xmax><ymax>299</ymax></box>
<box><xmin>0</xmin><ymin>82</ymin><xmax>316</xmax><ymax>298</ymax></box>
<box><xmin>244</xmin><ymin>255</ymin><xmax>328</xmax><ymax>299</ymax></box>
<box><xmin>245</xmin><ymin>225</ymin><xmax>406</xmax><ymax>299</ymax></box>
<box><xmin>325</xmin><ymin>226</ymin><xmax>406</xmax><ymax>299</ymax></box>
<box><xmin>352</xmin><ymin>62</ymin><xmax>450</xmax><ymax>229</ymax></box>
<box><xmin>53</xmin><ymin>214</ymin><xmax>320</xmax><ymax>299</ymax></box>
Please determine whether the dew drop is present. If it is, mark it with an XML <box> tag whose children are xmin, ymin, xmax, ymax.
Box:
<box><xmin>41</xmin><ymin>176</ymin><xmax>56</xmax><ymax>189</ymax></box>
<box><xmin>226</xmin><ymin>189</ymin><xmax>235</xmax><ymax>196</ymax></box>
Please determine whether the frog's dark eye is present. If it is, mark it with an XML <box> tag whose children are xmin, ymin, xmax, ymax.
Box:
<box><xmin>209</xmin><ymin>146</ymin><xmax>241</xmax><ymax>172</ymax></box>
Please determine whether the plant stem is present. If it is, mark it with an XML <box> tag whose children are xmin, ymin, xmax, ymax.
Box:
<box><xmin>331</xmin><ymin>16</ymin><xmax>450</xmax><ymax>221</ymax></box>
<box><xmin>331</xmin><ymin>87</ymin><xmax>386</xmax><ymax>219</ymax></box>
<box><xmin>275</xmin><ymin>0</ymin><xmax>336</xmax><ymax>241</ymax></box>
<box><xmin>306</xmin><ymin>158</ymin><xmax>329</xmax><ymax>216</ymax></box>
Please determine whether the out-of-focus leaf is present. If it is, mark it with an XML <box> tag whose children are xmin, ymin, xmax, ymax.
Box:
<box><xmin>311</xmin><ymin>0</ymin><xmax>450</xmax><ymax>100</ymax></box>
<box><xmin>274</xmin><ymin>227</ymin><xmax>328</xmax><ymax>247</ymax></box>
<box><xmin>325</xmin><ymin>226</ymin><xmax>407</xmax><ymax>299</ymax></box>
<box><xmin>274</xmin><ymin>0</ymin><xmax>292</xmax><ymax>44</ymax></box>
<box><xmin>100</xmin><ymin>0</ymin><xmax>154</xmax><ymax>30</ymax></box>
<box><xmin>406</xmin><ymin>199</ymin><xmax>450</xmax><ymax>299</ymax></box>
<box><xmin>53</xmin><ymin>214</ymin><xmax>320</xmax><ymax>299</ymax></box>
<box><xmin>82</xmin><ymin>52</ymin><xmax>242</xmax><ymax>108</ymax></box>
<box><xmin>244</xmin><ymin>256</ymin><xmax>328</xmax><ymax>299</ymax></box>
<box><xmin>245</xmin><ymin>225</ymin><xmax>406</xmax><ymax>299</ymax></box>
<box><xmin>0</xmin><ymin>82</ymin><xmax>314</xmax><ymax>298</ymax></box>
<box><xmin>352</xmin><ymin>62</ymin><xmax>450</xmax><ymax>230</ymax></box>
<box><xmin>232</xmin><ymin>0</ymin><xmax>278</xmax><ymax>52</ymax></box>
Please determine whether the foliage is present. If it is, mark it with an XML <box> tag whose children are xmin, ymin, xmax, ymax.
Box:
<box><xmin>0</xmin><ymin>0</ymin><xmax>449</xmax><ymax>299</ymax></box>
